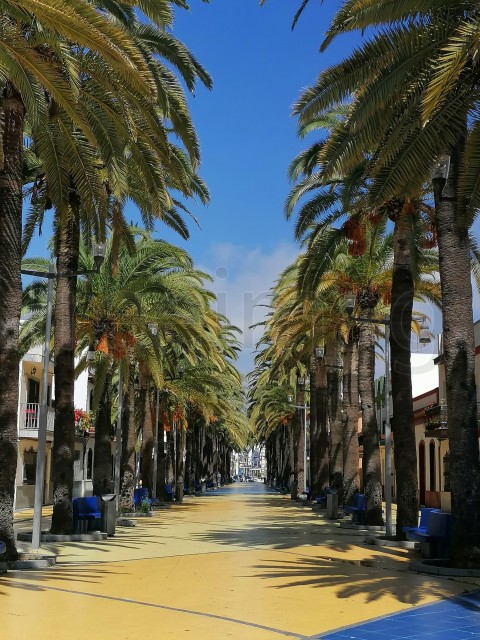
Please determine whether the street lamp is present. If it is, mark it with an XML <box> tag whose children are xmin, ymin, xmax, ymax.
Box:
<box><xmin>432</xmin><ymin>154</ymin><xmax>451</xmax><ymax>198</ymax></box>
<box><xmin>315</xmin><ymin>344</ymin><xmax>325</xmax><ymax>359</ymax></box>
<box><xmin>418</xmin><ymin>316</ymin><xmax>432</xmax><ymax>344</ymax></box>
<box><xmin>25</xmin><ymin>241</ymin><xmax>105</xmax><ymax>550</ymax></box>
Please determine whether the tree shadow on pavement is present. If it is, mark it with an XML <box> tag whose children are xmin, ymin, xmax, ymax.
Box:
<box><xmin>249</xmin><ymin>553</ymin><xmax>456</xmax><ymax>606</ymax></box>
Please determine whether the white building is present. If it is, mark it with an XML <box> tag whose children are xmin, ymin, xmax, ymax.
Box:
<box><xmin>15</xmin><ymin>347</ymin><xmax>96</xmax><ymax>509</ymax></box>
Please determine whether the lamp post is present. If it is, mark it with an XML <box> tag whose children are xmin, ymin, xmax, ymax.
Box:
<box><xmin>25</xmin><ymin>241</ymin><xmax>105</xmax><ymax>550</ymax></box>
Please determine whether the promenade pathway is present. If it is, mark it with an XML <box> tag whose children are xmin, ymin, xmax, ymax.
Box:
<box><xmin>2</xmin><ymin>484</ymin><xmax>479</xmax><ymax>639</ymax></box>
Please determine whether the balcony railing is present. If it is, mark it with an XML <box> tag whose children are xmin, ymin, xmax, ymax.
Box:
<box><xmin>20</xmin><ymin>403</ymin><xmax>54</xmax><ymax>433</ymax></box>
<box><xmin>424</xmin><ymin>402</ymin><xmax>448</xmax><ymax>439</ymax></box>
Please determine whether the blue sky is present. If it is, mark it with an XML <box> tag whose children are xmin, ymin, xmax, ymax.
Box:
<box><xmin>151</xmin><ymin>0</ymin><xmax>356</xmax><ymax>372</ymax></box>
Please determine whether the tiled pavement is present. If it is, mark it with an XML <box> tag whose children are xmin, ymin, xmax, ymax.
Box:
<box><xmin>5</xmin><ymin>486</ymin><xmax>480</xmax><ymax>639</ymax></box>
<box><xmin>319</xmin><ymin>589</ymin><xmax>480</xmax><ymax>639</ymax></box>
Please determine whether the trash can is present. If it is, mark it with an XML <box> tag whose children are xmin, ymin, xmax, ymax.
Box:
<box><xmin>101</xmin><ymin>494</ymin><xmax>117</xmax><ymax>536</ymax></box>
<box><xmin>326</xmin><ymin>489</ymin><xmax>338</xmax><ymax>519</ymax></box>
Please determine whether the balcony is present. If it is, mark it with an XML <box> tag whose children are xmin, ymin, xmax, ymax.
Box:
<box><xmin>19</xmin><ymin>403</ymin><xmax>54</xmax><ymax>438</ymax></box>
<box><xmin>424</xmin><ymin>402</ymin><xmax>448</xmax><ymax>439</ymax></box>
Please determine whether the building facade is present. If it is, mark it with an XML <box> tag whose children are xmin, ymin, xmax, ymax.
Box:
<box><xmin>15</xmin><ymin>347</ymin><xmax>98</xmax><ymax>509</ymax></box>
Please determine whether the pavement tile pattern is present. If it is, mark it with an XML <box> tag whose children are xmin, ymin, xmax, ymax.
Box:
<box><xmin>319</xmin><ymin>590</ymin><xmax>480</xmax><ymax>639</ymax></box>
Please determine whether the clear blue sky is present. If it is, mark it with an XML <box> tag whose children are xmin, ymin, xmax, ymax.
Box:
<box><xmin>155</xmin><ymin>0</ymin><xmax>349</xmax><ymax>259</ymax></box>
<box><xmin>148</xmin><ymin>0</ymin><xmax>359</xmax><ymax>372</ymax></box>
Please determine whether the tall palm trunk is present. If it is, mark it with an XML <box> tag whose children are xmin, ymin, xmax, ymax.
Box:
<box><xmin>195</xmin><ymin>422</ymin><xmax>207</xmax><ymax>484</ymax></box>
<box><xmin>310</xmin><ymin>357</ymin><xmax>329</xmax><ymax>498</ymax></box>
<box><xmin>226</xmin><ymin>448</ymin><xmax>232</xmax><ymax>482</ymax></box>
<box><xmin>328</xmin><ymin>336</ymin><xmax>344</xmax><ymax>502</ymax></box>
<box><xmin>166</xmin><ymin>428</ymin><xmax>175</xmax><ymax>484</ymax></box>
<box><xmin>92</xmin><ymin>370</ymin><xmax>113</xmax><ymax>495</ymax></box>
<box><xmin>120</xmin><ymin>378</ymin><xmax>135</xmax><ymax>513</ymax></box>
<box><xmin>139</xmin><ymin>364</ymin><xmax>154</xmax><ymax>495</ymax></box>
<box><xmin>358</xmin><ymin>298</ymin><xmax>383</xmax><ymax>525</ymax></box>
<box><xmin>185</xmin><ymin>425</ymin><xmax>194</xmax><ymax>493</ymax></box>
<box><xmin>176</xmin><ymin>425</ymin><xmax>186</xmax><ymax>502</ymax></box>
<box><xmin>343</xmin><ymin>330</ymin><xmax>360</xmax><ymax>506</ymax></box>
<box><xmin>205</xmin><ymin>431</ymin><xmax>214</xmax><ymax>480</ymax></box>
<box><xmin>390</xmin><ymin>206</ymin><xmax>417</xmax><ymax>538</ymax></box>
<box><xmin>294</xmin><ymin>383</ymin><xmax>305</xmax><ymax>497</ymax></box>
<box><xmin>0</xmin><ymin>87</ymin><xmax>25</xmax><ymax>559</ymax></box>
<box><xmin>435</xmin><ymin>137</ymin><xmax>480</xmax><ymax>567</ymax></box>
<box><xmin>51</xmin><ymin>201</ymin><xmax>80</xmax><ymax>534</ymax></box>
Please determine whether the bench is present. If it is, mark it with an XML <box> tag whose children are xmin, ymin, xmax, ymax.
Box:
<box><xmin>134</xmin><ymin>488</ymin><xmax>150</xmax><ymax>509</ymax></box>
<box><xmin>402</xmin><ymin>507</ymin><xmax>437</xmax><ymax>535</ymax></box>
<box><xmin>72</xmin><ymin>496</ymin><xmax>102</xmax><ymax>533</ymax></box>
<box><xmin>314</xmin><ymin>487</ymin><xmax>333</xmax><ymax>507</ymax></box>
<box><xmin>344</xmin><ymin>493</ymin><xmax>366</xmax><ymax>524</ymax></box>
<box><xmin>406</xmin><ymin>510</ymin><xmax>451</xmax><ymax>558</ymax></box>
<box><xmin>165</xmin><ymin>483</ymin><xmax>174</xmax><ymax>501</ymax></box>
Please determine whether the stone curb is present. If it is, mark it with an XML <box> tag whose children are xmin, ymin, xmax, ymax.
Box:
<box><xmin>364</xmin><ymin>535</ymin><xmax>417</xmax><ymax>549</ymax></box>
<box><xmin>410</xmin><ymin>559</ymin><xmax>480</xmax><ymax>578</ymax></box>
<box><xmin>17</xmin><ymin>531</ymin><xmax>107</xmax><ymax>542</ymax></box>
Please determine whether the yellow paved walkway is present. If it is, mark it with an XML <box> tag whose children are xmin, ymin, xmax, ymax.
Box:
<box><xmin>3</xmin><ymin>486</ymin><xmax>479</xmax><ymax>639</ymax></box>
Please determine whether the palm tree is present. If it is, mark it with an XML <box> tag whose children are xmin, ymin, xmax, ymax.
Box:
<box><xmin>286</xmin><ymin>104</ymin><xmax>442</xmax><ymax>534</ymax></box>
<box><xmin>20</xmin><ymin>1</ymin><xmax>211</xmax><ymax>533</ymax></box>
<box><xmin>290</xmin><ymin>0</ymin><xmax>480</xmax><ymax>562</ymax></box>
<box><xmin>0</xmin><ymin>0</ymin><xmax>158</xmax><ymax>559</ymax></box>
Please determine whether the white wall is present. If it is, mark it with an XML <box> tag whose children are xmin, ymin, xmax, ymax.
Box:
<box><xmin>411</xmin><ymin>353</ymin><xmax>439</xmax><ymax>398</ymax></box>
<box><xmin>74</xmin><ymin>365</ymin><xmax>89</xmax><ymax>411</ymax></box>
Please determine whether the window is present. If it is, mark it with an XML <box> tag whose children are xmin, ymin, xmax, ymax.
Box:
<box><xmin>429</xmin><ymin>441</ymin><xmax>436</xmax><ymax>491</ymax></box>
<box><xmin>23</xmin><ymin>449</ymin><xmax>37</xmax><ymax>485</ymax></box>
<box><xmin>443</xmin><ymin>452</ymin><xmax>450</xmax><ymax>492</ymax></box>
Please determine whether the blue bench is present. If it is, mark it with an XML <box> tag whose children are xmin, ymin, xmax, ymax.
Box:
<box><xmin>402</xmin><ymin>507</ymin><xmax>437</xmax><ymax>535</ymax></box>
<box><xmin>406</xmin><ymin>510</ymin><xmax>452</xmax><ymax>558</ymax></box>
<box><xmin>134</xmin><ymin>488</ymin><xmax>150</xmax><ymax>508</ymax></box>
<box><xmin>72</xmin><ymin>496</ymin><xmax>102</xmax><ymax>532</ymax></box>
<box><xmin>314</xmin><ymin>487</ymin><xmax>333</xmax><ymax>507</ymax></box>
<box><xmin>165</xmin><ymin>483</ymin><xmax>174</xmax><ymax>501</ymax></box>
<box><xmin>344</xmin><ymin>493</ymin><xmax>366</xmax><ymax>524</ymax></box>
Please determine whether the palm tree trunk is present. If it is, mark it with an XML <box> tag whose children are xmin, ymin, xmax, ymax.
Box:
<box><xmin>343</xmin><ymin>331</ymin><xmax>360</xmax><ymax>506</ymax></box>
<box><xmin>0</xmin><ymin>87</ymin><xmax>25</xmax><ymax>559</ymax></box>
<box><xmin>92</xmin><ymin>371</ymin><xmax>113</xmax><ymax>495</ymax></box>
<box><xmin>176</xmin><ymin>425</ymin><xmax>186</xmax><ymax>502</ymax></box>
<box><xmin>358</xmin><ymin>310</ymin><xmax>383</xmax><ymax>525</ymax></box>
<box><xmin>390</xmin><ymin>208</ymin><xmax>418</xmax><ymax>538</ymax></box>
<box><xmin>139</xmin><ymin>365</ymin><xmax>153</xmax><ymax>495</ymax></box>
<box><xmin>328</xmin><ymin>336</ymin><xmax>343</xmax><ymax>503</ymax></box>
<box><xmin>166</xmin><ymin>428</ymin><xmax>174</xmax><ymax>484</ymax></box>
<box><xmin>50</xmin><ymin>202</ymin><xmax>80</xmax><ymax>534</ymax></box>
<box><xmin>435</xmin><ymin>137</ymin><xmax>480</xmax><ymax>567</ymax></box>
<box><xmin>185</xmin><ymin>425</ymin><xmax>195</xmax><ymax>493</ymax></box>
<box><xmin>120</xmin><ymin>381</ymin><xmax>135</xmax><ymax>513</ymax></box>
<box><xmin>294</xmin><ymin>383</ymin><xmax>305</xmax><ymax>497</ymax></box>
<box><xmin>310</xmin><ymin>358</ymin><xmax>329</xmax><ymax>498</ymax></box>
